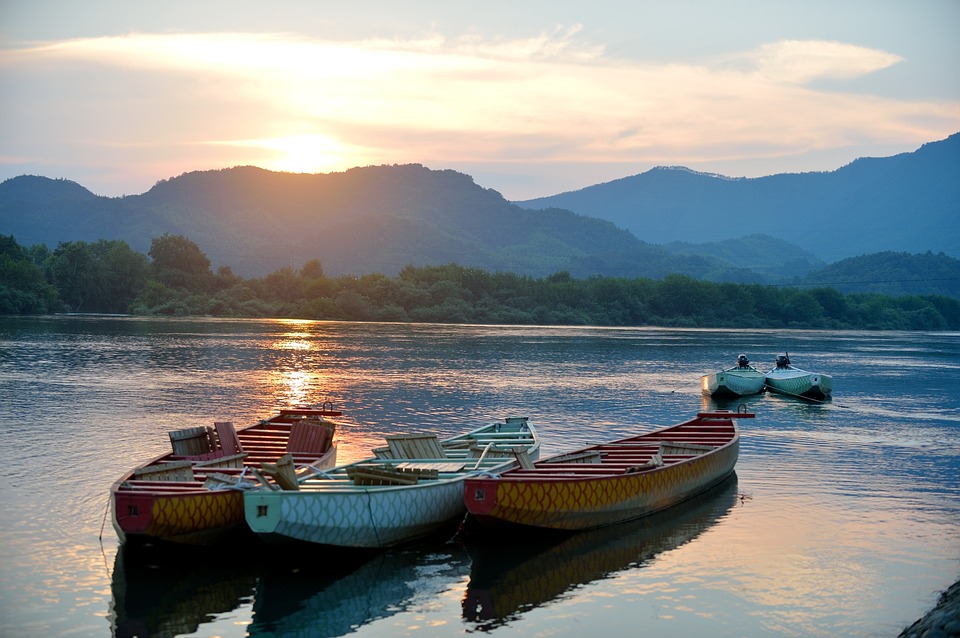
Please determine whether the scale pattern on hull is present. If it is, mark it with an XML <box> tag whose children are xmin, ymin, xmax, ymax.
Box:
<box><xmin>252</xmin><ymin>482</ymin><xmax>466</xmax><ymax>547</ymax></box>
<box><xmin>151</xmin><ymin>491</ymin><xmax>243</xmax><ymax>537</ymax></box>
<box><xmin>704</xmin><ymin>370</ymin><xmax>765</xmax><ymax>396</ymax></box>
<box><xmin>766</xmin><ymin>373</ymin><xmax>831</xmax><ymax>399</ymax></box>
<box><xmin>478</xmin><ymin>443</ymin><xmax>737</xmax><ymax>530</ymax></box>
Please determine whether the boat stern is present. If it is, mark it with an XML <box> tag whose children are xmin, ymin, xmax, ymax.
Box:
<box><xmin>244</xmin><ymin>491</ymin><xmax>285</xmax><ymax>535</ymax></box>
<box><xmin>112</xmin><ymin>490</ymin><xmax>156</xmax><ymax>539</ymax></box>
<box><xmin>463</xmin><ymin>477</ymin><xmax>499</xmax><ymax>519</ymax></box>
<box><xmin>112</xmin><ymin>487</ymin><xmax>245</xmax><ymax>545</ymax></box>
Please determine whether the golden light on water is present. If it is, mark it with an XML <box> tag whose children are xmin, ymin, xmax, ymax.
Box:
<box><xmin>266</xmin><ymin>320</ymin><xmax>339</xmax><ymax>408</ymax></box>
<box><xmin>276</xmin><ymin>336</ymin><xmax>311</xmax><ymax>351</ymax></box>
<box><xmin>280</xmin><ymin>369</ymin><xmax>312</xmax><ymax>405</ymax></box>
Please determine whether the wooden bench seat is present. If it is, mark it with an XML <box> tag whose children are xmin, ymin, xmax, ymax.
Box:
<box><xmin>121</xmin><ymin>480</ymin><xmax>206</xmax><ymax>490</ymax></box>
<box><xmin>346</xmin><ymin>465</ymin><xmax>420</xmax><ymax>485</ymax></box>
<box><xmin>385</xmin><ymin>434</ymin><xmax>446</xmax><ymax>460</ymax></box>
<box><xmin>134</xmin><ymin>460</ymin><xmax>194</xmax><ymax>481</ymax></box>
<box><xmin>395</xmin><ymin>461</ymin><xmax>466</xmax><ymax>473</ymax></box>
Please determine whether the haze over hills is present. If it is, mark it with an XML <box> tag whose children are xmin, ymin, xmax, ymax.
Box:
<box><xmin>0</xmin><ymin>133</ymin><xmax>957</xmax><ymax>297</ymax></box>
<box><xmin>0</xmin><ymin>164</ymin><xmax>820</xmax><ymax>282</ymax></box>
<box><xmin>517</xmin><ymin>133</ymin><xmax>960</xmax><ymax>263</ymax></box>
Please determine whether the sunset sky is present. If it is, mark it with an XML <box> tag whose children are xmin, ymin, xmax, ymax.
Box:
<box><xmin>2</xmin><ymin>1</ymin><xmax>958</xmax><ymax>200</ymax></box>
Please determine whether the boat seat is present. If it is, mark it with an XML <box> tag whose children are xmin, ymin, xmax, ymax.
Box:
<box><xmin>659</xmin><ymin>441</ymin><xmax>713</xmax><ymax>455</ymax></box>
<box><xmin>168</xmin><ymin>426</ymin><xmax>215</xmax><ymax>456</ymax></box>
<box><xmin>193</xmin><ymin>452</ymin><xmax>247</xmax><ymax>469</ymax></box>
<box><xmin>134</xmin><ymin>460</ymin><xmax>194</xmax><ymax>482</ymax></box>
<box><xmin>287</xmin><ymin>417</ymin><xmax>334</xmax><ymax>455</ymax></box>
<box><xmin>346</xmin><ymin>465</ymin><xmax>421</xmax><ymax>485</ymax></box>
<box><xmin>260</xmin><ymin>454</ymin><xmax>299</xmax><ymax>491</ymax></box>
<box><xmin>215</xmin><ymin>421</ymin><xmax>244</xmax><ymax>455</ymax></box>
<box><xmin>396</xmin><ymin>461</ymin><xmax>465</xmax><ymax>473</ymax></box>
<box><xmin>543</xmin><ymin>450</ymin><xmax>603</xmax><ymax>464</ymax></box>
<box><xmin>512</xmin><ymin>447</ymin><xmax>535</xmax><ymax>469</ymax></box>
<box><xmin>385</xmin><ymin>434</ymin><xmax>447</xmax><ymax>459</ymax></box>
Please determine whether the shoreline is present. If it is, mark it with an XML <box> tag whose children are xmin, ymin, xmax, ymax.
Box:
<box><xmin>899</xmin><ymin>579</ymin><xmax>960</xmax><ymax>637</ymax></box>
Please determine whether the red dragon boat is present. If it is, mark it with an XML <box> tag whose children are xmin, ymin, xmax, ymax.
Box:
<box><xmin>463</xmin><ymin>409</ymin><xmax>752</xmax><ymax>531</ymax></box>
<box><xmin>111</xmin><ymin>405</ymin><xmax>340</xmax><ymax>546</ymax></box>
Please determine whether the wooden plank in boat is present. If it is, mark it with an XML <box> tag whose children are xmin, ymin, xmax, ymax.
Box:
<box><xmin>134</xmin><ymin>460</ymin><xmax>194</xmax><ymax>482</ymax></box>
<box><xmin>261</xmin><ymin>454</ymin><xmax>299</xmax><ymax>491</ymax></box>
<box><xmin>346</xmin><ymin>465</ymin><xmax>420</xmax><ymax>485</ymax></box>
<box><xmin>168</xmin><ymin>426</ymin><xmax>215</xmax><ymax>456</ymax></box>
<box><xmin>395</xmin><ymin>461</ymin><xmax>465</xmax><ymax>473</ymax></box>
<box><xmin>194</xmin><ymin>453</ymin><xmax>247</xmax><ymax>469</ymax></box>
<box><xmin>660</xmin><ymin>441</ymin><xmax>714</xmax><ymax>455</ymax></box>
<box><xmin>386</xmin><ymin>434</ymin><xmax>446</xmax><ymax>459</ymax></box>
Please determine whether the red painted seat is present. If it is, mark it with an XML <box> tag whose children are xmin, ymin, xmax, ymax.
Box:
<box><xmin>286</xmin><ymin>418</ymin><xmax>333</xmax><ymax>454</ymax></box>
<box><xmin>215</xmin><ymin>421</ymin><xmax>244</xmax><ymax>455</ymax></box>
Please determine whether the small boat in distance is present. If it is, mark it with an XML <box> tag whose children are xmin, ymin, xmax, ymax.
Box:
<box><xmin>111</xmin><ymin>406</ymin><xmax>340</xmax><ymax>546</ymax></box>
<box><xmin>764</xmin><ymin>353</ymin><xmax>833</xmax><ymax>400</ymax></box>
<box><xmin>701</xmin><ymin>354</ymin><xmax>766</xmax><ymax>397</ymax></box>
<box><xmin>463</xmin><ymin>409</ymin><xmax>752</xmax><ymax>532</ymax></box>
<box><xmin>244</xmin><ymin>416</ymin><xmax>539</xmax><ymax>549</ymax></box>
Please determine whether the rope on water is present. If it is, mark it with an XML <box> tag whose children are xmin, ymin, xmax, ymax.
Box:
<box><xmin>763</xmin><ymin>383</ymin><xmax>848</xmax><ymax>408</ymax></box>
<box><xmin>98</xmin><ymin>494</ymin><xmax>110</xmax><ymax>542</ymax></box>
<box><xmin>97</xmin><ymin>495</ymin><xmax>112</xmax><ymax>578</ymax></box>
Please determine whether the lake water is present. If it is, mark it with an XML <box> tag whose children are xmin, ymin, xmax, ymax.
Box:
<box><xmin>1</xmin><ymin>316</ymin><xmax>958</xmax><ymax>638</ymax></box>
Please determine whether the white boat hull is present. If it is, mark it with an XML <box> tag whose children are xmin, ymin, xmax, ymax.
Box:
<box><xmin>247</xmin><ymin>479</ymin><xmax>470</xmax><ymax>548</ymax></box>
<box><xmin>765</xmin><ymin>367</ymin><xmax>832</xmax><ymax>399</ymax></box>
<box><xmin>701</xmin><ymin>367</ymin><xmax>765</xmax><ymax>397</ymax></box>
<box><xmin>244</xmin><ymin>417</ymin><xmax>539</xmax><ymax>548</ymax></box>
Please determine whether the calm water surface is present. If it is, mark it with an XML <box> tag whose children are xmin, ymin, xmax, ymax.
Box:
<box><xmin>0</xmin><ymin>316</ymin><xmax>957</xmax><ymax>637</ymax></box>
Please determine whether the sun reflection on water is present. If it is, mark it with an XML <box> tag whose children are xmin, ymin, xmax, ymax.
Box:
<box><xmin>265</xmin><ymin>321</ymin><xmax>341</xmax><ymax>409</ymax></box>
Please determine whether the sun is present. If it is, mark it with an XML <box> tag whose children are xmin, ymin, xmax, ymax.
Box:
<box><xmin>260</xmin><ymin>134</ymin><xmax>346</xmax><ymax>174</ymax></box>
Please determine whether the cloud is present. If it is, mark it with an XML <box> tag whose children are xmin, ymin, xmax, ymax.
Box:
<box><xmin>748</xmin><ymin>40</ymin><xmax>904</xmax><ymax>84</ymax></box>
<box><xmin>1</xmin><ymin>30</ymin><xmax>956</xmax><ymax>197</ymax></box>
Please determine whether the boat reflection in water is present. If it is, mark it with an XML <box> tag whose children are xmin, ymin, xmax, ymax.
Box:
<box><xmin>111</xmin><ymin>539</ymin><xmax>471</xmax><ymax>638</ymax></box>
<box><xmin>110</xmin><ymin>477</ymin><xmax>736</xmax><ymax>637</ymax></box>
<box><xmin>461</xmin><ymin>474</ymin><xmax>739</xmax><ymax>631</ymax></box>
<box><xmin>110</xmin><ymin>542</ymin><xmax>258</xmax><ymax>638</ymax></box>
<box><xmin>249</xmin><ymin>543</ymin><xmax>471</xmax><ymax>637</ymax></box>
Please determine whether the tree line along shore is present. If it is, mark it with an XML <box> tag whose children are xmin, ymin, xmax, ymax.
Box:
<box><xmin>2</xmin><ymin>233</ymin><xmax>958</xmax><ymax>330</ymax></box>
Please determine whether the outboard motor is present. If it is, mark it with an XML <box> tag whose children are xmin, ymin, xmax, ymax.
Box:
<box><xmin>775</xmin><ymin>354</ymin><xmax>791</xmax><ymax>369</ymax></box>
<box><xmin>737</xmin><ymin>354</ymin><xmax>750</xmax><ymax>368</ymax></box>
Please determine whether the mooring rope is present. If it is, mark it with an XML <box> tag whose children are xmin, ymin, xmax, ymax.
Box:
<box><xmin>98</xmin><ymin>495</ymin><xmax>110</xmax><ymax>542</ymax></box>
<box><xmin>762</xmin><ymin>383</ymin><xmax>848</xmax><ymax>408</ymax></box>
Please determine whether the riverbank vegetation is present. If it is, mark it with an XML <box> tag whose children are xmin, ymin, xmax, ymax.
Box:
<box><xmin>2</xmin><ymin>233</ymin><xmax>958</xmax><ymax>330</ymax></box>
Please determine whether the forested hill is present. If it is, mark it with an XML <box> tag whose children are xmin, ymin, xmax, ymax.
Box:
<box><xmin>802</xmin><ymin>251</ymin><xmax>960</xmax><ymax>298</ymax></box>
<box><xmin>516</xmin><ymin>133</ymin><xmax>960</xmax><ymax>263</ymax></box>
<box><xmin>1</xmin><ymin>134</ymin><xmax>957</xmax><ymax>294</ymax></box>
<box><xmin>0</xmin><ymin>165</ymin><xmax>815</xmax><ymax>282</ymax></box>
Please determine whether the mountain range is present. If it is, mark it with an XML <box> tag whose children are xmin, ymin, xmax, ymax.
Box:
<box><xmin>1</xmin><ymin>133</ymin><xmax>958</xmax><ymax>295</ymax></box>
<box><xmin>517</xmin><ymin>133</ymin><xmax>960</xmax><ymax>264</ymax></box>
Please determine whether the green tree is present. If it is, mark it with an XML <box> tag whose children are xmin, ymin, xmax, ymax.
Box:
<box><xmin>148</xmin><ymin>234</ymin><xmax>212</xmax><ymax>291</ymax></box>
<box><xmin>299</xmin><ymin>259</ymin><xmax>325</xmax><ymax>280</ymax></box>
<box><xmin>47</xmin><ymin>239</ymin><xmax>147</xmax><ymax>313</ymax></box>
<box><xmin>48</xmin><ymin>241</ymin><xmax>100</xmax><ymax>312</ymax></box>
<box><xmin>0</xmin><ymin>235</ymin><xmax>62</xmax><ymax>314</ymax></box>
<box><xmin>263</xmin><ymin>267</ymin><xmax>302</xmax><ymax>303</ymax></box>
<box><xmin>99</xmin><ymin>240</ymin><xmax>149</xmax><ymax>312</ymax></box>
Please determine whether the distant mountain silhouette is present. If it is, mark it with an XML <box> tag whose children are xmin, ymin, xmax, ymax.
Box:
<box><xmin>516</xmin><ymin>133</ymin><xmax>960</xmax><ymax>263</ymax></box>
<box><xmin>1</xmin><ymin>165</ymin><xmax>732</xmax><ymax>279</ymax></box>
<box><xmin>1</xmin><ymin>135</ymin><xmax>957</xmax><ymax>296</ymax></box>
